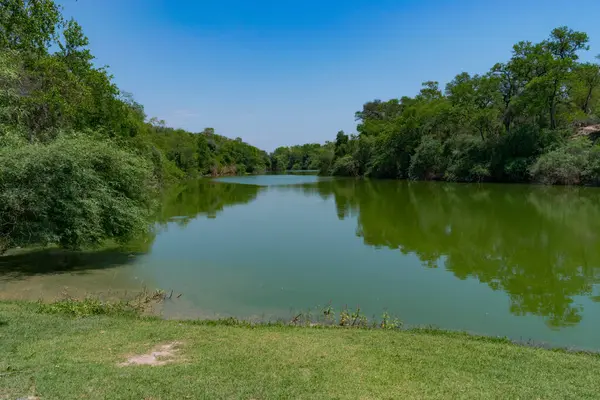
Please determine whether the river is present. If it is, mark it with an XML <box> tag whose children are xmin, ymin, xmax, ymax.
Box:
<box><xmin>2</xmin><ymin>175</ymin><xmax>600</xmax><ymax>350</ymax></box>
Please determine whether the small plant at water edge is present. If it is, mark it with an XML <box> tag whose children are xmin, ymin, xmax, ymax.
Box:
<box><xmin>350</xmin><ymin>305</ymin><xmax>368</xmax><ymax>327</ymax></box>
<box><xmin>339</xmin><ymin>305</ymin><xmax>351</xmax><ymax>326</ymax></box>
<box><xmin>380</xmin><ymin>311</ymin><xmax>403</xmax><ymax>330</ymax></box>
<box><xmin>35</xmin><ymin>288</ymin><xmax>175</xmax><ymax>318</ymax></box>
<box><xmin>36</xmin><ymin>297</ymin><xmax>138</xmax><ymax>317</ymax></box>
<box><xmin>322</xmin><ymin>301</ymin><xmax>335</xmax><ymax>324</ymax></box>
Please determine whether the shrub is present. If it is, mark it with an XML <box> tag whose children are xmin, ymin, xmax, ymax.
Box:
<box><xmin>409</xmin><ymin>135</ymin><xmax>446</xmax><ymax>180</ymax></box>
<box><xmin>236</xmin><ymin>163</ymin><xmax>247</xmax><ymax>175</ymax></box>
<box><xmin>353</xmin><ymin>135</ymin><xmax>374</xmax><ymax>176</ymax></box>
<box><xmin>331</xmin><ymin>155</ymin><xmax>359</xmax><ymax>177</ymax></box>
<box><xmin>317</xmin><ymin>149</ymin><xmax>335</xmax><ymax>175</ymax></box>
<box><xmin>367</xmin><ymin>130</ymin><xmax>415</xmax><ymax>179</ymax></box>
<box><xmin>444</xmin><ymin>134</ymin><xmax>490</xmax><ymax>182</ymax></box>
<box><xmin>529</xmin><ymin>137</ymin><xmax>600</xmax><ymax>185</ymax></box>
<box><xmin>503</xmin><ymin>157</ymin><xmax>532</xmax><ymax>182</ymax></box>
<box><xmin>584</xmin><ymin>146</ymin><xmax>600</xmax><ymax>185</ymax></box>
<box><xmin>36</xmin><ymin>288</ymin><xmax>168</xmax><ymax>317</ymax></box>
<box><xmin>129</xmin><ymin>135</ymin><xmax>184</xmax><ymax>184</ymax></box>
<box><xmin>0</xmin><ymin>134</ymin><xmax>157</xmax><ymax>253</ymax></box>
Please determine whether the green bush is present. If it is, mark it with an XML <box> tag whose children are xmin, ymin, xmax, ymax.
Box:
<box><xmin>585</xmin><ymin>146</ymin><xmax>600</xmax><ymax>185</ymax></box>
<box><xmin>444</xmin><ymin>135</ymin><xmax>490</xmax><ymax>182</ymax></box>
<box><xmin>317</xmin><ymin>149</ymin><xmax>335</xmax><ymax>175</ymax></box>
<box><xmin>0</xmin><ymin>134</ymin><xmax>157</xmax><ymax>253</ymax></box>
<box><xmin>503</xmin><ymin>157</ymin><xmax>532</xmax><ymax>182</ymax></box>
<box><xmin>529</xmin><ymin>137</ymin><xmax>600</xmax><ymax>185</ymax></box>
<box><xmin>129</xmin><ymin>135</ymin><xmax>184</xmax><ymax>185</ymax></box>
<box><xmin>331</xmin><ymin>154</ymin><xmax>359</xmax><ymax>177</ymax></box>
<box><xmin>409</xmin><ymin>135</ymin><xmax>445</xmax><ymax>180</ymax></box>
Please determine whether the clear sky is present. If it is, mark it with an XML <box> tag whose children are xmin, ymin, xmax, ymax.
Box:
<box><xmin>58</xmin><ymin>0</ymin><xmax>600</xmax><ymax>151</ymax></box>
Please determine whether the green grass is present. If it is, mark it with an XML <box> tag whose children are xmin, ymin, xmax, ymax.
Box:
<box><xmin>1</xmin><ymin>301</ymin><xmax>600</xmax><ymax>399</ymax></box>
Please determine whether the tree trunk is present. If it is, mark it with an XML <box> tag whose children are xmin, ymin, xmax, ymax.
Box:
<box><xmin>583</xmin><ymin>86</ymin><xmax>593</xmax><ymax>114</ymax></box>
<box><xmin>503</xmin><ymin>113</ymin><xmax>512</xmax><ymax>134</ymax></box>
<box><xmin>550</xmin><ymin>100</ymin><xmax>557</xmax><ymax>130</ymax></box>
<box><xmin>549</xmin><ymin>82</ymin><xmax>558</xmax><ymax>130</ymax></box>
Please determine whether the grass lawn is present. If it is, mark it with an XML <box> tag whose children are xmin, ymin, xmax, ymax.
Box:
<box><xmin>1</xmin><ymin>301</ymin><xmax>599</xmax><ymax>400</ymax></box>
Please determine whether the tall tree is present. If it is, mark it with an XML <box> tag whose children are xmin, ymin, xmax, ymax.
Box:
<box><xmin>0</xmin><ymin>0</ymin><xmax>61</xmax><ymax>55</ymax></box>
<box><xmin>572</xmin><ymin>62</ymin><xmax>600</xmax><ymax>114</ymax></box>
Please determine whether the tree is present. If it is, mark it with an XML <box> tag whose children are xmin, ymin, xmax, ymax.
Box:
<box><xmin>416</xmin><ymin>81</ymin><xmax>443</xmax><ymax>101</ymax></box>
<box><xmin>298</xmin><ymin>26</ymin><xmax>598</xmax><ymax>186</ymax></box>
<box><xmin>530</xmin><ymin>27</ymin><xmax>588</xmax><ymax>129</ymax></box>
<box><xmin>197</xmin><ymin>133</ymin><xmax>211</xmax><ymax>174</ymax></box>
<box><xmin>0</xmin><ymin>0</ymin><xmax>61</xmax><ymax>55</ymax></box>
<box><xmin>334</xmin><ymin>130</ymin><xmax>349</xmax><ymax>158</ymax></box>
<box><xmin>0</xmin><ymin>50</ymin><xmax>23</xmax><ymax>129</ymax></box>
<box><xmin>446</xmin><ymin>73</ymin><xmax>502</xmax><ymax>140</ymax></box>
<box><xmin>572</xmin><ymin>62</ymin><xmax>600</xmax><ymax>114</ymax></box>
<box><xmin>58</xmin><ymin>18</ymin><xmax>93</xmax><ymax>75</ymax></box>
<box><xmin>0</xmin><ymin>135</ymin><xmax>157</xmax><ymax>253</ymax></box>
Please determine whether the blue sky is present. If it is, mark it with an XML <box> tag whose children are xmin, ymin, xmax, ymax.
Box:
<box><xmin>58</xmin><ymin>0</ymin><xmax>600</xmax><ymax>151</ymax></box>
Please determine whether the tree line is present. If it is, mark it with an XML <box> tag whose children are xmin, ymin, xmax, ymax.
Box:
<box><xmin>269</xmin><ymin>143</ymin><xmax>333</xmax><ymax>171</ymax></box>
<box><xmin>2</xmin><ymin>3</ymin><xmax>599</xmax><ymax>255</ymax></box>
<box><xmin>311</xmin><ymin>27</ymin><xmax>600</xmax><ymax>185</ymax></box>
<box><xmin>0</xmin><ymin>0</ymin><xmax>268</xmax><ymax>253</ymax></box>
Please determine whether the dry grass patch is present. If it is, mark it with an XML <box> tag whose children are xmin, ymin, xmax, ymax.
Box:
<box><xmin>119</xmin><ymin>341</ymin><xmax>183</xmax><ymax>366</ymax></box>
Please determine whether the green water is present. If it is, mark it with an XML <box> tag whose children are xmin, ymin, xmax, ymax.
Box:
<box><xmin>2</xmin><ymin>175</ymin><xmax>600</xmax><ymax>350</ymax></box>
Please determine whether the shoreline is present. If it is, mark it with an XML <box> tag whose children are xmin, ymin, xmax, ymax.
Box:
<box><xmin>4</xmin><ymin>298</ymin><xmax>599</xmax><ymax>355</ymax></box>
<box><xmin>2</xmin><ymin>300</ymin><xmax>599</xmax><ymax>399</ymax></box>
<box><xmin>0</xmin><ymin>288</ymin><xmax>598</xmax><ymax>355</ymax></box>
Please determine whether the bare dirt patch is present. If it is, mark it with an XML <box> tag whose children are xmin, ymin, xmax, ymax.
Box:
<box><xmin>575</xmin><ymin>124</ymin><xmax>600</xmax><ymax>138</ymax></box>
<box><xmin>119</xmin><ymin>341</ymin><xmax>183</xmax><ymax>366</ymax></box>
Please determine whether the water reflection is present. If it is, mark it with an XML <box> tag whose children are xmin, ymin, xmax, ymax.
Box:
<box><xmin>156</xmin><ymin>180</ymin><xmax>264</xmax><ymax>224</ymax></box>
<box><xmin>0</xmin><ymin>247</ymin><xmax>145</xmax><ymax>300</ymax></box>
<box><xmin>0</xmin><ymin>181</ymin><xmax>264</xmax><ymax>298</ymax></box>
<box><xmin>0</xmin><ymin>248</ymin><xmax>142</xmax><ymax>280</ymax></box>
<box><xmin>298</xmin><ymin>179</ymin><xmax>600</xmax><ymax>328</ymax></box>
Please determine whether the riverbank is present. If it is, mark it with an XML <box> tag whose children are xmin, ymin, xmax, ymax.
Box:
<box><xmin>1</xmin><ymin>301</ymin><xmax>599</xmax><ymax>399</ymax></box>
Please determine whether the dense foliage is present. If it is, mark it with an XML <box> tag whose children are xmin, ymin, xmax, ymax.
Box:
<box><xmin>270</xmin><ymin>143</ymin><xmax>333</xmax><ymax>171</ymax></box>
<box><xmin>315</xmin><ymin>27</ymin><xmax>600</xmax><ymax>185</ymax></box>
<box><xmin>147</xmin><ymin>125</ymin><xmax>269</xmax><ymax>178</ymax></box>
<box><xmin>0</xmin><ymin>0</ymin><xmax>267</xmax><ymax>252</ymax></box>
<box><xmin>0</xmin><ymin>135</ymin><xmax>156</xmax><ymax>253</ymax></box>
